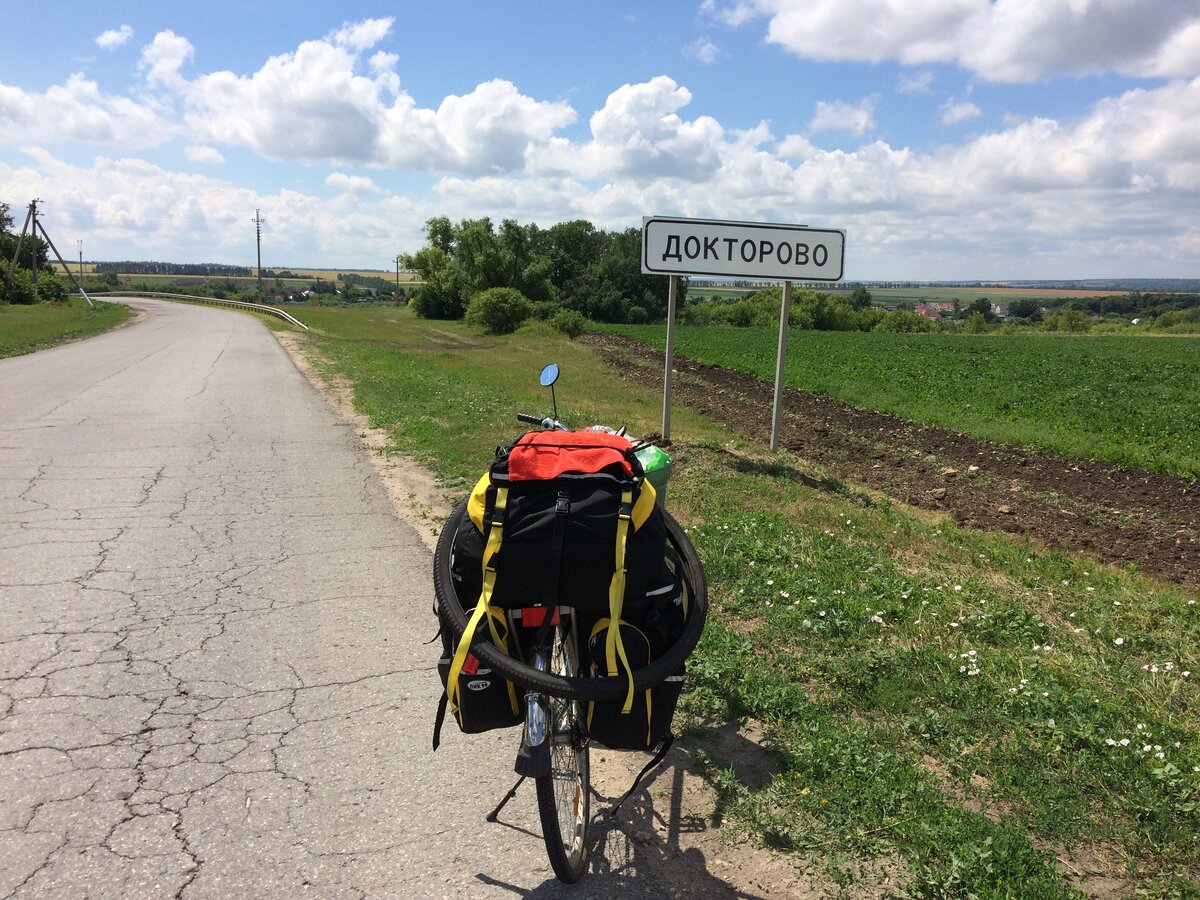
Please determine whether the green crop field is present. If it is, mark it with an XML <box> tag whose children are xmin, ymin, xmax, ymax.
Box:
<box><xmin>603</xmin><ymin>325</ymin><xmax>1200</xmax><ymax>479</ymax></box>
<box><xmin>688</xmin><ymin>284</ymin><xmax>1126</xmax><ymax>305</ymax></box>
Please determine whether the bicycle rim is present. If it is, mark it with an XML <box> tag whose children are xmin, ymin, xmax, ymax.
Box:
<box><xmin>535</xmin><ymin>623</ymin><xmax>590</xmax><ymax>883</ymax></box>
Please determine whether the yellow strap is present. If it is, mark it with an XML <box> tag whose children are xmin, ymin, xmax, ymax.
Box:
<box><xmin>446</xmin><ymin>488</ymin><xmax>518</xmax><ymax>719</ymax></box>
<box><xmin>588</xmin><ymin>617</ymin><xmax>655</xmax><ymax>747</ymax></box>
<box><xmin>631</xmin><ymin>478</ymin><xmax>656</xmax><ymax>529</ymax></box>
<box><xmin>605</xmin><ymin>490</ymin><xmax>636</xmax><ymax>712</ymax></box>
<box><xmin>466</xmin><ymin>472</ymin><xmax>490</xmax><ymax>531</ymax></box>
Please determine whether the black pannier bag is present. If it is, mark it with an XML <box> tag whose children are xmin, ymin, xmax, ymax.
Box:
<box><xmin>452</xmin><ymin>431</ymin><xmax>668</xmax><ymax>615</ymax></box>
<box><xmin>581</xmin><ymin>581</ymin><xmax>687</xmax><ymax>750</ymax></box>
<box><xmin>438</xmin><ymin>430</ymin><xmax>679</xmax><ymax>744</ymax></box>
<box><xmin>435</xmin><ymin>604</ymin><xmax>522</xmax><ymax>741</ymax></box>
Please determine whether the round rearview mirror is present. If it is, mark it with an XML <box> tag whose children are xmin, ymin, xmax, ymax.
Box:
<box><xmin>539</xmin><ymin>363</ymin><xmax>560</xmax><ymax>387</ymax></box>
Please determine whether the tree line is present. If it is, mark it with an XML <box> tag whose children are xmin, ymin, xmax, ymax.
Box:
<box><xmin>93</xmin><ymin>261</ymin><xmax>253</xmax><ymax>276</ymax></box>
<box><xmin>401</xmin><ymin>216</ymin><xmax>678</xmax><ymax>326</ymax></box>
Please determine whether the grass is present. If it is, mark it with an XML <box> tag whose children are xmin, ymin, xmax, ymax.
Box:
<box><xmin>299</xmin><ymin>307</ymin><xmax>1199</xmax><ymax>896</ymax></box>
<box><xmin>602</xmin><ymin>324</ymin><xmax>1200</xmax><ymax>479</ymax></box>
<box><xmin>0</xmin><ymin>297</ymin><xmax>131</xmax><ymax>358</ymax></box>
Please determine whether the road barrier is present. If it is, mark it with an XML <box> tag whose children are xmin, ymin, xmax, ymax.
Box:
<box><xmin>88</xmin><ymin>291</ymin><xmax>309</xmax><ymax>330</ymax></box>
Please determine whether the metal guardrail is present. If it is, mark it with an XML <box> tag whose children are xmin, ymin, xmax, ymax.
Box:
<box><xmin>88</xmin><ymin>291</ymin><xmax>309</xmax><ymax>330</ymax></box>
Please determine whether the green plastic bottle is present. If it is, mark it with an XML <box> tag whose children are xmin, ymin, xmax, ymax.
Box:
<box><xmin>635</xmin><ymin>444</ymin><xmax>672</xmax><ymax>508</ymax></box>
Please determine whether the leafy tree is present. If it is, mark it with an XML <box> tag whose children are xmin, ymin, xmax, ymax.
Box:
<box><xmin>1007</xmin><ymin>298</ymin><xmax>1042</xmax><ymax>321</ymax></box>
<box><xmin>966</xmin><ymin>297</ymin><xmax>996</xmax><ymax>323</ymax></box>
<box><xmin>848</xmin><ymin>284</ymin><xmax>873</xmax><ymax>310</ymax></box>
<box><xmin>874</xmin><ymin>309</ymin><xmax>935</xmax><ymax>333</ymax></box>
<box><xmin>964</xmin><ymin>310</ymin><xmax>988</xmax><ymax>333</ymax></box>
<box><xmin>533</xmin><ymin>219</ymin><xmax>606</xmax><ymax>296</ymax></box>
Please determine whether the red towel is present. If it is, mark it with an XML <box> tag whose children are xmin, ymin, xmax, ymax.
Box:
<box><xmin>508</xmin><ymin>431</ymin><xmax>634</xmax><ymax>481</ymax></box>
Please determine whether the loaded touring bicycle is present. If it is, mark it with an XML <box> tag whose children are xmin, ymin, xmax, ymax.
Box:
<box><xmin>432</xmin><ymin>364</ymin><xmax>708</xmax><ymax>882</ymax></box>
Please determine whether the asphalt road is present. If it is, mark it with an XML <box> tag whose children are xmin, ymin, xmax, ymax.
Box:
<box><xmin>0</xmin><ymin>300</ymin><xmax>709</xmax><ymax>899</ymax></box>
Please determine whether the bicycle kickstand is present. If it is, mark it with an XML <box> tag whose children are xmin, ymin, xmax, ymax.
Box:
<box><xmin>485</xmin><ymin>776</ymin><xmax>526</xmax><ymax>822</ymax></box>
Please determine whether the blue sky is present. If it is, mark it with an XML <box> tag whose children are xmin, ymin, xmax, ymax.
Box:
<box><xmin>2</xmin><ymin>1</ymin><xmax>1198</xmax><ymax>280</ymax></box>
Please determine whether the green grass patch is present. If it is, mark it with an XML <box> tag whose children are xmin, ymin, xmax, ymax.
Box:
<box><xmin>0</xmin><ymin>298</ymin><xmax>131</xmax><ymax>358</ymax></box>
<box><xmin>301</xmin><ymin>307</ymin><xmax>1200</xmax><ymax>895</ymax></box>
<box><xmin>602</xmin><ymin>325</ymin><xmax>1200</xmax><ymax>479</ymax></box>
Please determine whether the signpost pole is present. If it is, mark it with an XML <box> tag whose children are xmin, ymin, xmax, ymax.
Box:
<box><xmin>662</xmin><ymin>274</ymin><xmax>678</xmax><ymax>441</ymax></box>
<box><xmin>769</xmin><ymin>280</ymin><xmax>792</xmax><ymax>451</ymax></box>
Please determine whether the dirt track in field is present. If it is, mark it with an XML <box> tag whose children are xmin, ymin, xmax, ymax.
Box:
<box><xmin>581</xmin><ymin>332</ymin><xmax>1199</xmax><ymax>592</ymax></box>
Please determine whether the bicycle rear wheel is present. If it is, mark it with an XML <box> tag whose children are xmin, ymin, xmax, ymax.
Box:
<box><xmin>535</xmin><ymin>621</ymin><xmax>590</xmax><ymax>883</ymax></box>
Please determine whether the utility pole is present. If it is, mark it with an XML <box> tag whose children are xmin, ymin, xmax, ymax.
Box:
<box><xmin>78</xmin><ymin>240</ymin><xmax>84</xmax><ymax>281</ymax></box>
<box><xmin>4</xmin><ymin>200</ymin><xmax>34</xmax><ymax>291</ymax></box>
<box><xmin>32</xmin><ymin>203</ymin><xmax>93</xmax><ymax>307</ymax></box>
<box><xmin>253</xmin><ymin>209</ymin><xmax>265</xmax><ymax>293</ymax></box>
<box><xmin>29</xmin><ymin>200</ymin><xmax>39</xmax><ymax>303</ymax></box>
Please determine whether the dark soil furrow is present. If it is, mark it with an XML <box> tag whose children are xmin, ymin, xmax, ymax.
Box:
<box><xmin>582</xmin><ymin>332</ymin><xmax>1199</xmax><ymax>591</ymax></box>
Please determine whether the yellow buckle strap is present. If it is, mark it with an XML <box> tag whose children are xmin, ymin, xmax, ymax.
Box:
<box><xmin>446</xmin><ymin>488</ymin><xmax>518</xmax><ymax>719</ymax></box>
<box><xmin>605</xmin><ymin>489</ymin><xmax>636</xmax><ymax>712</ymax></box>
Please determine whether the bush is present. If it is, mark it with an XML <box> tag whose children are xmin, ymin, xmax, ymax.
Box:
<box><xmin>548</xmin><ymin>308</ymin><xmax>587</xmax><ymax>339</ymax></box>
<box><xmin>5</xmin><ymin>268</ymin><xmax>37</xmax><ymax>304</ymax></box>
<box><xmin>963</xmin><ymin>311</ymin><xmax>988</xmax><ymax>333</ymax></box>
<box><xmin>873</xmin><ymin>309</ymin><xmax>935</xmax><ymax>333</ymax></box>
<box><xmin>465</xmin><ymin>287</ymin><xmax>533</xmax><ymax>335</ymax></box>
<box><xmin>530</xmin><ymin>300</ymin><xmax>561</xmax><ymax>320</ymax></box>
<box><xmin>37</xmin><ymin>271</ymin><xmax>69</xmax><ymax>303</ymax></box>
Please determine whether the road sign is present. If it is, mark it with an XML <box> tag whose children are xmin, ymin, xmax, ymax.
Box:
<box><xmin>641</xmin><ymin>216</ymin><xmax>845</xmax><ymax>282</ymax></box>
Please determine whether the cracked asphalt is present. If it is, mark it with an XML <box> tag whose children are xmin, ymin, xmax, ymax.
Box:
<box><xmin>0</xmin><ymin>299</ymin><xmax>607</xmax><ymax>899</ymax></box>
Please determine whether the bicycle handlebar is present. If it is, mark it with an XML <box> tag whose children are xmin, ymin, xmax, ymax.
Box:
<box><xmin>516</xmin><ymin>413</ymin><xmax>567</xmax><ymax>430</ymax></box>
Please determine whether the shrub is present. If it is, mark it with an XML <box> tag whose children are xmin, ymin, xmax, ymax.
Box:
<box><xmin>36</xmin><ymin>271</ymin><xmax>69</xmax><ymax>303</ymax></box>
<box><xmin>548</xmin><ymin>308</ymin><xmax>587</xmax><ymax>339</ymax></box>
<box><xmin>5</xmin><ymin>268</ymin><xmax>37</xmax><ymax>304</ymax></box>
<box><xmin>530</xmin><ymin>300</ymin><xmax>561</xmax><ymax>320</ymax></box>
<box><xmin>963</xmin><ymin>311</ymin><xmax>988</xmax><ymax>333</ymax></box>
<box><xmin>873</xmin><ymin>309</ymin><xmax>935</xmax><ymax>333</ymax></box>
<box><xmin>465</xmin><ymin>287</ymin><xmax>533</xmax><ymax>335</ymax></box>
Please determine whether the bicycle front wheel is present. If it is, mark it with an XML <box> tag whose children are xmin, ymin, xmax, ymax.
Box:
<box><xmin>535</xmin><ymin>621</ymin><xmax>590</xmax><ymax>883</ymax></box>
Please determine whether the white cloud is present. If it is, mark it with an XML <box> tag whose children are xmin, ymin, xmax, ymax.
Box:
<box><xmin>140</xmin><ymin>31</ymin><xmax>194</xmax><ymax>89</ymax></box>
<box><xmin>96</xmin><ymin>25</ymin><xmax>133</xmax><ymax>50</ymax></box>
<box><xmin>4</xmin><ymin>23</ymin><xmax>1199</xmax><ymax>279</ymax></box>
<box><xmin>326</xmin><ymin>172</ymin><xmax>379</xmax><ymax>195</ymax></box>
<box><xmin>776</xmin><ymin>133</ymin><xmax>819</xmax><ymax>160</ymax></box>
<box><xmin>897</xmin><ymin>70</ymin><xmax>934</xmax><ymax>94</ymax></box>
<box><xmin>0</xmin><ymin>74</ymin><xmax>170</xmax><ymax>149</ymax></box>
<box><xmin>531</xmin><ymin>76</ymin><xmax>723</xmax><ymax>181</ymax></box>
<box><xmin>328</xmin><ymin>17</ymin><xmax>394</xmax><ymax>51</ymax></box>
<box><xmin>185</xmin><ymin>145</ymin><xmax>224</xmax><ymax>164</ymax></box>
<box><xmin>810</xmin><ymin>97</ymin><xmax>876</xmax><ymax>135</ymax></box>
<box><xmin>707</xmin><ymin>0</ymin><xmax>1200</xmax><ymax>82</ymax></box>
<box><xmin>683</xmin><ymin>37</ymin><xmax>720</xmax><ymax>64</ymax></box>
<box><xmin>173</xmin><ymin>26</ymin><xmax>573</xmax><ymax>175</ymax></box>
<box><xmin>940</xmin><ymin>99</ymin><xmax>981</xmax><ymax>125</ymax></box>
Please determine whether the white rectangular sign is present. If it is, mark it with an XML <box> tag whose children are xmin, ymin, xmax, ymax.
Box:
<box><xmin>641</xmin><ymin>216</ymin><xmax>845</xmax><ymax>281</ymax></box>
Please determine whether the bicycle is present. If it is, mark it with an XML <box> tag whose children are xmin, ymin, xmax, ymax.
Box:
<box><xmin>432</xmin><ymin>364</ymin><xmax>707</xmax><ymax>883</ymax></box>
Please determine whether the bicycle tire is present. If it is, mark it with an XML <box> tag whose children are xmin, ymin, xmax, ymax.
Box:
<box><xmin>433</xmin><ymin>499</ymin><xmax>707</xmax><ymax>701</ymax></box>
<box><xmin>535</xmin><ymin>621</ymin><xmax>590</xmax><ymax>882</ymax></box>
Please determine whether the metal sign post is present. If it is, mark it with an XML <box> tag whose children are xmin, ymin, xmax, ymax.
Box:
<box><xmin>641</xmin><ymin>216</ymin><xmax>845</xmax><ymax>449</ymax></box>
<box><xmin>662</xmin><ymin>274</ymin><xmax>678</xmax><ymax>440</ymax></box>
<box><xmin>770</xmin><ymin>280</ymin><xmax>792</xmax><ymax>450</ymax></box>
